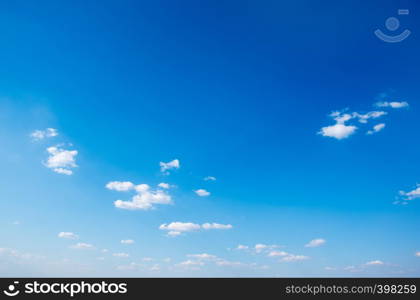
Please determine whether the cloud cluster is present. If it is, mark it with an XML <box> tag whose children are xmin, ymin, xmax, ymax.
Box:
<box><xmin>106</xmin><ymin>181</ymin><xmax>172</xmax><ymax>210</ymax></box>
<box><xmin>30</xmin><ymin>128</ymin><xmax>58</xmax><ymax>141</ymax></box>
<box><xmin>44</xmin><ymin>146</ymin><xmax>78</xmax><ymax>175</ymax></box>
<box><xmin>319</xmin><ymin>100</ymin><xmax>408</xmax><ymax>140</ymax></box>
<box><xmin>159</xmin><ymin>222</ymin><xmax>232</xmax><ymax>237</ymax></box>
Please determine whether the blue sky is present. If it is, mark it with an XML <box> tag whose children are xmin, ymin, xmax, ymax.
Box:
<box><xmin>1</xmin><ymin>0</ymin><xmax>420</xmax><ymax>277</ymax></box>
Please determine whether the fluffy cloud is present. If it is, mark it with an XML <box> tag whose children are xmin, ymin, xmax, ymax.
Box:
<box><xmin>121</xmin><ymin>239</ymin><xmax>135</xmax><ymax>245</ymax></box>
<box><xmin>106</xmin><ymin>181</ymin><xmax>135</xmax><ymax>191</ymax></box>
<box><xmin>365</xmin><ymin>260</ymin><xmax>384</xmax><ymax>266</ymax></box>
<box><xmin>254</xmin><ymin>244</ymin><xmax>280</xmax><ymax>253</ymax></box>
<box><xmin>158</xmin><ymin>182</ymin><xmax>170</xmax><ymax>189</ymax></box>
<box><xmin>107</xmin><ymin>181</ymin><xmax>172</xmax><ymax>210</ymax></box>
<box><xmin>178</xmin><ymin>260</ymin><xmax>204</xmax><ymax>267</ymax></box>
<box><xmin>367</xmin><ymin>123</ymin><xmax>386</xmax><ymax>135</ymax></box>
<box><xmin>113</xmin><ymin>253</ymin><xmax>130</xmax><ymax>258</ymax></box>
<box><xmin>319</xmin><ymin>123</ymin><xmax>357</xmax><ymax>140</ymax></box>
<box><xmin>71</xmin><ymin>243</ymin><xmax>94</xmax><ymax>250</ymax></box>
<box><xmin>30</xmin><ymin>128</ymin><xmax>58</xmax><ymax>141</ymax></box>
<box><xmin>415</xmin><ymin>252</ymin><xmax>420</xmax><ymax>257</ymax></box>
<box><xmin>160</xmin><ymin>159</ymin><xmax>180</xmax><ymax>173</ymax></box>
<box><xmin>353</xmin><ymin>111</ymin><xmax>387</xmax><ymax>123</ymax></box>
<box><xmin>204</xmin><ymin>176</ymin><xmax>217</xmax><ymax>181</ymax></box>
<box><xmin>375</xmin><ymin>101</ymin><xmax>409</xmax><ymax>108</ymax></box>
<box><xmin>44</xmin><ymin>146</ymin><xmax>78</xmax><ymax>175</ymax></box>
<box><xmin>236</xmin><ymin>245</ymin><xmax>249</xmax><ymax>250</ymax></box>
<box><xmin>159</xmin><ymin>222</ymin><xmax>232</xmax><ymax>236</ymax></box>
<box><xmin>58</xmin><ymin>232</ymin><xmax>79</xmax><ymax>240</ymax></box>
<box><xmin>195</xmin><ymin>189</ymin><xmax>210</xmax><ymax>197</ymax></box>
<box><xmin>305</xmin><ymin>238</ymin><xmax>326</xmax><ymax>248</ymax></box>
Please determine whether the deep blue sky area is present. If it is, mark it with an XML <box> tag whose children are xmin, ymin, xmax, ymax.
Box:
<box><xmin>0</xmin><ymin>0</ymin><xmax>419</xmax><ymax>277</ymax></box>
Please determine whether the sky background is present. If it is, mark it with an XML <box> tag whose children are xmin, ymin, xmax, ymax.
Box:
<box><xmin>0</xmin><ymin>0</ymin><xmax>420</xmax><ymax>277</ymax></box>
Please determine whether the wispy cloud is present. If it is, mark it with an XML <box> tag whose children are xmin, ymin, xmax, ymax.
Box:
<box><xmin>121</xmin><ymin>239</ymin><xmax>135</xmax><ymax>245</ymax></box>
<box><xmin>367</xmin><ymin>123</ymin><xmax>385</xmax><ymax>135</ymax></box>
<box><xmin>159</xmin><ymin>222</ymin><xmax>232</xmax><ymax>237</ymax></box>
<box><xmin>160</xmin><ymin>159</ymin><xmax>180</xmax><ymax>173</ymax></box>
<box><xmin>375</xmin><ymin>101</ymin><xmax>409</xmax><ymax>108</ymax></box>
<box><xmin>30</xmin><ymin>128</ymin><xmax>58</xmax><ymax>141</ymax></box>
<box><xmin>204</xmin><ymin>176</ymin><xmax>216</xmax><ymax>181</ymax></box>
<box><xmin>58</xmin><ymin>232</ymin><xmax>79</xmax><ymax>240</ymax></box>
<box><xmin>70</xmin><ymin>243</ymin><xmax>94</xmax><ymax>250</ymax></box>
<box><xmin>305</xmin><ymin>238</ymin><xmax>326</xmax><ymax>248</ymax></box>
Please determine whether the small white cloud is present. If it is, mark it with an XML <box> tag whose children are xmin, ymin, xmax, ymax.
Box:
<box><xmin>399</xmin><ymin>184</ymin><xmax>420</xmax><ymax>201</ymax></box>
<box><xmin>268</xmin><ymin>251</ymin><xmax>288</xmax><ymax>257</ymax></box>
<box><xmin>324</xmin><ymin>266</ymin><xmax>337</xmax><ymax>271</ymax></box>
<box><xmin>71</xmin><ymin>243</ymin><xmax>94</xmax><ymax>250</ymax></box>
<box><xmin>305</xmin><ymin>238</ymin><xmax>326</xmax><ymax>248</ymax></box>
<box><xmin>365</xmin><ymin>260</ymin><xmax>384</xmax><ymax>266</ymax></box>
<box><xmin>159</xmin><ymin>222</ymin><xmax>201</xmax><ymax>232</ymax></box>
<box><xmin>113</xmin><ymin>253</ymin><xmax>130</xmax><ymax>258</ymax></box>
<box><xmin>160</xmin><ymin>159</ymin><xmax>180</xmax><ymax>173</ymax></box>
<box><xmin>106</xmin><ymin>181</ymin><xmax>135</xmax><ymax>191</ymax></box>
<box><xmin>375</xmin><ymin>101</ymin><xmax>409</xmax><ymax>108</ymax></box>
<box><xmin>108</xmin><ymin>181</ymin><xmax>172</xmax><ymax>211</ymax></box>
<box><xmin>202</xmin><ymin>223</ymin><xmax>232</xmax><ymax>230</ymax></box>
<box><xmin>30</xmin><ymin>128</ymin><xmax>58</xmax><ymax>141</ymax></box>
<box><xmin>319</xmin><ymin>123</ymin><xmax>357</xmax><ymax>140</ymax></box>
<box><xmin>281</xmin><ymin>254</ymin><xmax>309</xmax><ymax>262</ymax></box>
<box><xmin>159</xmin><ymin>222</ymin><xmax>232</xmax><ymax>236</ymax></box>
<box><xmin>121</xmin><ymin>239</ymin><xmax>135</xmax><ymax>245</ymax></box>
<box><xmin>415</xmin><ymin>252</ymin><xmax>420</xmax><ymax>257</ymax></box>
<box><xmin>367</xmin><ymin>123</ymin><xmax>386</xmax><ymax>135</ymax></box>
<box><xmin>187</xmin><ymin>253</ymin><xmax>217</xmax><ymax>260</ymax></box>
<box><xmin>142</xmin><ymin>257</ymin><xmax>153</xmax><ymax>262</ymax></box>
<box><xmin>195</xmin><ymin>189</ymin><xmax>210</xmax><ymax>197</ymax></box>
<box><xmin>58</xmin><ymin>232</ymin><xmax>79</xmax><ymax>240</ymax></box>
<box><xmin>44</xmin><ymin>146</ymin><xmax>78</xmax><ymax>175</ymax></box>
<box><xmin>236</xmin><ymin>245</ymin><xmax>249</xmax><ymax>250</ymax></box>
<box><xmin>178</xmin><ymin>260</ymin><xmax>204</xmax><ymax>267</ymax></box>
<box><xmin>353</xmin><ymin>111</ymin><xmax>387</xmax><ymax>123</ymax></box>
<box><xmin>204</xmin><ymin>176</ymin><xmax>217</xmax><ymax>181</ymax></box>
<box><xmin>158</xmin><ymin>182</ymin><xmax>170</xmax><ymax>189</ymax></box>
<box><xmin>216</xmin><ymin>260</ymin><xmax>243</xmax><ymax>267</ymax></box>
<box><xmin>254</xmin><ymin>244</ymin><xmax>279</xmax><ymax>253</ymax></box>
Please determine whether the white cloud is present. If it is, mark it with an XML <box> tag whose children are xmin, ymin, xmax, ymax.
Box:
<box><xmin>367</xmin><ymin>123</ymin><xmax>386</xmax><ymax>135</ymax></box>
<box><xmin>254</xmin><ymin>244</ymin><xmax>280</xmax><ymax>253</ymax></box>
<box><xmin>106</xmin><ymin>181</ymin><xmax>135</xmax><ymax>192</ymax></box>
<box><xmin>58</xmin><ymin>232</ymin><xmax>79</xmax><ymax>240</ymax></box>
<box><xmin>305</xmin><ymin>238</ymin><xmax>326</xmax><ymax>248</ymax></box>
<box><xmin>142</xmin><ymin>257</ymin><xmax>153</xmax><ymax>262</ymax></box>
<box><xmin>325</xmin><ymin>266</ymin><xmax>337</xmax><ymax>271</ymax></box>
<box><xmin>159</xmin><ymin>222</ymin><xmax>201</xmax><ymax>232</ymax></box>
<box><xmin>195</xmin><ymin>189</ymin><xmax>210</xmax><ymax>197</ymax></box>
<box><xmin>178</xmin><ymin>260</ymin><xmax>204</xmax><ymax>267</ymax></box>
<box><xmin>167</xmin><ymin>231</ymin><xmax>182</xmax><ymax>237</ymax></box>
<box><xmin>108</xmin><ymin>181</ymin><xmax>172</xmax><ymax>210</ymax></box>
<box><xmin>187</xmin><ymin>253</ymin><xmax>217</xmax><ymax>260</ymax></box>
<box><xmin>268</xmin><ymin>251</ymin><xmax>288</xmax><ymax>257</ymax></box>
<box><xmin>113</xmin><ymin>253</ymin><xmax>130</xmax><ymax>258</ymax></box>
<box><xmin>415</xmin><ymin>252</ymin><xmax>420</xmax><ymax>257</ymax></box>
<box><xmin>365</xmin><ymin>260</ymin><xmax>384</xmax><ymax>266</ymax></box>
<box><xmin>121</xmin><ymin>239</ymin><xmax>135</xmax><ymax>245</ymax></box>
<box><xmin>117</xmin><ymin>262</ymin><xmax>142</xmax><ymax>271</ymax></box>
<box><xmin>399</xmin><ymin>184</ymin><xmax>420</xmax><ymax>201</ymax></box>
<box><xmin>353</xmin><ymin>111</ymin><xmax>387</xmax><ymax>123</ymax></box>
<box><xmin>202</xmin><ymin>223</ymin><xmax>232</xmax><ymax>230</ymax></box>
<box><xmin>159</xmin><ymin>222</ymin><xmax>232</xmax><ymax>236</ymax></box>
<box><xmin>319</xmin><ymin>123</ymin><xmax>357</xmax><ymax>140</ymax></box>
<box><xmin>158</xmin><ymin>182</ymin><xmax>170</xmax><ymax>189</ymax></box>
<box><xmin>375</xmin><ymin>101</ymin><xmax>409</xmax><ymax>108</ymax></box>
<box><xmin>30</xmin><ymin>128</ymin><xmax>58</xmax><ymax>141</ymax></box>
<box><xmin>160</xmin><ymin>159</ymin><xmax>180</xmax><ymax>173</ymax></box>
<box><xmin>44</xmin><ymin>146</ymin><xmax>78</xmax><ymax>175</ymax></box>
<box><xmin>236</xmin><ymin>245</ymin><xmax>249</xmax><ymax>250</ymax></box>
<box><xmin>281</xmin><ymin>254</ymin><xmax>309</xmax><ymax>262</ymax></box>
<box><xmin>204</xmin><ymin>176</ymin><xmax>217</xmax><ymax>181</ymax></box>
<box><xmin>71</xmin><ymin>243</ymin><xmax>94</xmax><ymax>250</ymax></box>
<box><xmin>216</xmin><ymin>260</ymin><xmax>243</xmax><ymax>267</ymax></box>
